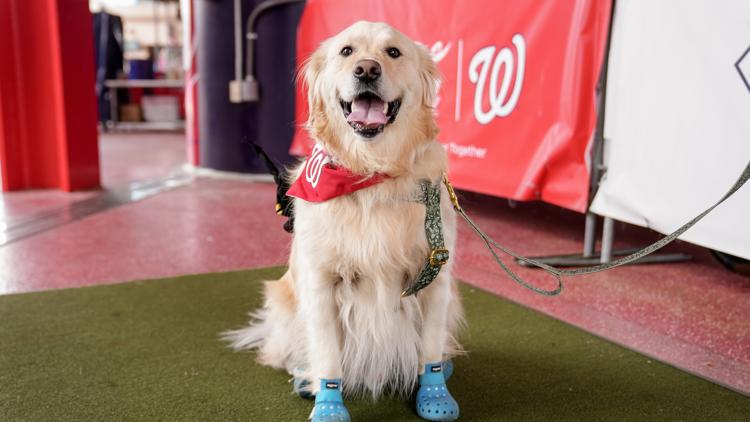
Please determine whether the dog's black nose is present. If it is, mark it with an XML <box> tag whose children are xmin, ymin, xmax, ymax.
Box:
<box><xmin>353</xmin><ymin>59</ymin><xmax>381</xmax><ymax>83</ymax></box>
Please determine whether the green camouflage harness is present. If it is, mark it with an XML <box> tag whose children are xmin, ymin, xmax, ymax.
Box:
<box><xmin>401</xmin><ymin>179</ymin><xmax>450</xmax><ymax>297</ymax></box>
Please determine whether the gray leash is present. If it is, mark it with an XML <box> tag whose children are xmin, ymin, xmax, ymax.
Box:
<box><xmin>442</xmin><ymin>160</ymin><xmax>750</xmax><ymax>296</ymax></box>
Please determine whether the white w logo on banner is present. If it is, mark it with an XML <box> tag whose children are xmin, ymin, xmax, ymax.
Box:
<box><xmin>468</xmin><ymin>34</ymin><xmax>526</xmax><ymax>124</ymax></box>
<box><xmin>304</xmin><ymin>144</ymin><xmax>330</xmax><ymax>188</ymax></box>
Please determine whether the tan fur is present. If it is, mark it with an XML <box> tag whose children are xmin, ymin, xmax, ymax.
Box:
<box><xmin>224</xmin><ymin>21</ymin><xmax>464</xmax><ymax>400</ymax></box>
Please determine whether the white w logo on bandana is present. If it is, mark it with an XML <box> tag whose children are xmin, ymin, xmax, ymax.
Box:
<box><xmin>304</xmin><ymin>144</ymin><xmax>331</xmax><ymax>188</ymax></box>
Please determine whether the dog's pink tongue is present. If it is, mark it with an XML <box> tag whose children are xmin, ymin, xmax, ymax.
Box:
<box><xmin>347</xmin><ymin>97</ymin><xmax>388</xmax><ymax>125</ymax></box>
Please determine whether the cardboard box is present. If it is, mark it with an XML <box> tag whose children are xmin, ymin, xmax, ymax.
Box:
<box><xmin>119</xmin><ymin>104</ymin><xmax>142</xmax><ymax>122</ymax></box>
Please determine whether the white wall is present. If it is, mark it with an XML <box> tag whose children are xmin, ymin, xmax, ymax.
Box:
<box><xmin>90</xmin><ymin>0</ymin><xmax>182</xmax><ymax>49</ymax></box>
<box><xmin>590</xmin><ymin>0</ymin><xmax>750</xmax><ymax>259</ymax></box>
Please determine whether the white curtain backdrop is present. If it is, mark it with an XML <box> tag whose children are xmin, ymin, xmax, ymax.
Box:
<box><xmin>590</xmin><ymin>0</ymin><xmax>750</xmax><ymax>259</ymax></box>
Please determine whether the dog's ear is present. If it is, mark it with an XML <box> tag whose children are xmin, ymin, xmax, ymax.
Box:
<box><xmin>417</xmin><ymin>44</ymin><xmax>440</xmax><ymax>108</ymax></box>
<box><xmin>299</xmin><ymin>44</ymin><xmax>327</xmax><ymax>130</ymax></box>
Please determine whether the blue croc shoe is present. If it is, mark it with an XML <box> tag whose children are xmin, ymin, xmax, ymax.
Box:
<box><xmin>309</xmin><ymin>378</ymin><xmax>350</xmax><ymax>422</ymax></box>
<box><xmin>442</xmin><ymin>359</ymin><xmax>454</xmax><ymax>381</ymax></box>
<box><xmin>293</xmin><ymin>375</ymin><xmax>314</xmax><ymax>400</ymax></box>
<box><xmin>416</xmin><ymin>362</ymin><xmax>459</xmax><ymax>421</ymax></box>
<box><xmin>292</xmin><ymin>368</ymin><xmax>314</xmax><ymax>399</ymax></box>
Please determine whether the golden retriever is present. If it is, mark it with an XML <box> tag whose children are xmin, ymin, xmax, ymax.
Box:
<box><xmin>225</xmin><ymin>21</ymin><xmax>463</xmax><ymax>421</ymax></box>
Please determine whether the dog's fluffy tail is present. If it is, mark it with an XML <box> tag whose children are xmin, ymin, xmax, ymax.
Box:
<box><xmin>221</xmin><ymin>309</ymin><xmax>270</xmax><ymax>351</ymax></box>
<box><xmin>221</xmin><ymin>272</ymin><xmax>302</xmax><ymax>372</ymax></box>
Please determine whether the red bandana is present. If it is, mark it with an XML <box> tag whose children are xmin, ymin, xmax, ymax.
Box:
<box><xmin>287</xmin><ymin>144</ymin><xmax>387</xmax><ymax>203</ymax></box>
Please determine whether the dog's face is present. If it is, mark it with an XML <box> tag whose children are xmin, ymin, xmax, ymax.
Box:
<box><xmin>303</xmin><ymin>21</ymin><xmax>439</xmax><ymax>174</ymax></box>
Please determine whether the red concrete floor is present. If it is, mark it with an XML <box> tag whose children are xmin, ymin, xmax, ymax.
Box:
<box><xmin>0</xmin><ymin>131</ymin><xmax>185</xmax><ymax>225</ymax></box>
<box><xmin>0</xmin><ymin>190</ymin><xmax>96</xmax><ymax>226</ymax></box>
<box><xmin>0</xmin><ymin>133</ymin><xmax>748</xmax><ymax>396</ymax></box>
<box><xmin>98</xmin><ymin>131</ymin><xmax>186</xmax><ymax>188</ymax></box>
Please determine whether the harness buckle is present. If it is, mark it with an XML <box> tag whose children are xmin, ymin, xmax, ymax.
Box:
<box><xmin>429</xmin><ymin>248</ymin><xmax>450</xmax><ymax>266</ymax></box>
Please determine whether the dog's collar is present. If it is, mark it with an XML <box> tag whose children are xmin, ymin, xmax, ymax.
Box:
<box><xmin>287</xmin><ymin>144</ymin><xmax>388</xmax><ymax>203</ymax></box>
<box><xmin>401</xmin><ymin>179</ymin><xmax>450</xmax><ymax>297</ymax></box>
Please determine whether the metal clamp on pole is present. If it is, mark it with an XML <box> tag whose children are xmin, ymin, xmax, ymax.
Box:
<box><xmin>229</xmin><ymin>0</ymin><xmax>305</xmax><ymax>103</ymax></box>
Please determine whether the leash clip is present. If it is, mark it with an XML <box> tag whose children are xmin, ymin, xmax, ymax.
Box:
<box><xmin>442</xmin><ymin>173</ymin><xmax>462</xmax><ymax>211</ymax></box>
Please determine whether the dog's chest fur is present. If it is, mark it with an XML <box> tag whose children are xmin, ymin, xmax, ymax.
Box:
<box><xmin>291</xmin><ymin>179</ymin><xmax>448</xmax><ymax>397</ymax></box>
<box><xmin>293</xmin><ymin>179</ymin><xmax>430</xmax><ymax>288</ymax></box>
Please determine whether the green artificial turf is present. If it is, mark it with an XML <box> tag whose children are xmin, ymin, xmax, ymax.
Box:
<box><xmin>1</xmin><ymin>267</ymin><xmax>748</xmax><ymax>421</ymax></box>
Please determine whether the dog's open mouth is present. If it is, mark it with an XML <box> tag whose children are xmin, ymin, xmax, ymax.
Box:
<box><xmin>340</xmin><ymin>92</ymin><xmax>401</xmax><ymax>139</ymax></box>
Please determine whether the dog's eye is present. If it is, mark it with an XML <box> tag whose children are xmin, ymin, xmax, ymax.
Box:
<box><xmin>340</xmin><ymin>46</ymin><xmax>353</xmax><ymax>57</ymax></box>
<box><xmin>386</xmin><ymin>47</ymin><xmax>401</xmax><ymax>58</ymax></box>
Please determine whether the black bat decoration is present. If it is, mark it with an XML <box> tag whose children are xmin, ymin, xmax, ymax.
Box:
<box><xmin>250</xmin><ymin>142</ymin><xmax>295</xmax><ymax>233</ymax></box>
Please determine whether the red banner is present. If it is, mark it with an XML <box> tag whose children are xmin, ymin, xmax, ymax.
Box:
<box><xmin>291</xmin><ymin>0</ymin><xmax>612</xmax><ymax>212</ymax></box>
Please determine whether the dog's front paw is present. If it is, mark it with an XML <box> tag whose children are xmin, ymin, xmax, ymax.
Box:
<box><xmin>309</xmin><ymin>379</ymin><xmax>350</xmax><ymax>422</ymax></box>
<box><xmin>415</xmin><ymin>362</ymin><xmax>459</xmax><ymax>421</ymax></box>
